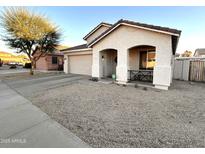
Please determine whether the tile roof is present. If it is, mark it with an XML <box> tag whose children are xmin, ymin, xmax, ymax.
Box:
<box><xmin>88</xmin><ymin>19</ymin><xmax>181</xmax><ymax>47</ymax></box>
<box><xmin>61</xmin><ymin>44</ymin><xmax>88</xmax><ymax>51</ymax></box>
<box><xmin>122</xmin><ymin>19</ymin><xmax>181</xmax><ymax>35</ymax></box>
<box><xmin>61</xmin><ymin>19</ymin><xmax>181</xmax><ymax>54</ymax></box>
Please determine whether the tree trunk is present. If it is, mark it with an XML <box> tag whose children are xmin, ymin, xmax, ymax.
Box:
<box><xmin>33</xmin><ymin>60</ymin><xmax>36</xmax><ymax>69</ymax></box>
<box><xmin>30</xmin><ymin>60</ymin><xmax>34</xmax><ymax>75</ymax></box>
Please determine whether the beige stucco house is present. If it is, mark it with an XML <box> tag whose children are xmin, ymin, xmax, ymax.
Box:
<box><xmin>194</xmin><ymin>48</ymin><xmax>205</xmax><ymax>57</ymax></box>
<box><xmin>62</xmin><ymin>19</ymin><xmax>181</xmax><ymax>90</ymax></box>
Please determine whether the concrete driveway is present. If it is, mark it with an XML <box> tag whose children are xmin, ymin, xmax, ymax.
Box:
<box><xmin>3</xmin><ymin>73</ymin><xmax>88</xmax><ymax>95</ymax></box>
<box><xmin>0</xmin><ymin>73</ymin><xmax>90</xmax><ymax>148</ymax></box>
<box><xmin>0</xmin><ymin>65</ymin><xmax>29</xmax><ymax>75</ymax></box>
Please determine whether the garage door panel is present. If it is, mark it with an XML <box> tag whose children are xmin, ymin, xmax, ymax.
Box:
<box><xmin>69</xmin><ymin>54</ymin><xmax>92</xmax><ymax>75</ymax></box>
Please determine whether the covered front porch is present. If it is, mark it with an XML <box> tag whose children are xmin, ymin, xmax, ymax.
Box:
<box><xmin>128</xmin><ymin>45</ymin><xmax>155</xmax><ymax>83</ymax></box>
<box><xmin>96</xmin><ymin>45</ymin><xmax>156</xmax><ymax>84</ymax></box>
<box><xmin>92</xmin><ymin>43</ymin><xmax>172</xmax><ymax>90</ymax></box>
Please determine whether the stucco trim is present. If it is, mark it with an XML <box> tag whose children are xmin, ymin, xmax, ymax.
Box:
<box><xmin>88</xmin><ymin>23</ymin><xmax>180</xmax><ymax>47</ymax></box>
<box><xmin>83</xmin><ymin>23</ymin><xmax>112</xmax><ymax>40</ymax></box>
<box><xmin>63</xmin><ymin>48</ymin><xmax>92</xmax><ymax>53</ymax></box>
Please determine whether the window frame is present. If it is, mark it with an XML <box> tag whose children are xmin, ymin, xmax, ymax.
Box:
<box><xmin>52</xmin><ymin>56</ymin><xmax>58</xmax><ymax>64</ymax></box>
<box><xmin>139</xmin><ymin>49</ymin><xmax>156</xmax><ymax>70</ymax></box>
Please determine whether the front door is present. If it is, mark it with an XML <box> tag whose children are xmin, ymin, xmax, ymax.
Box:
<box><xmin>140</xmin><ymin>51</ymin><xmax>147</xmax><ymax>69</ymax></box>
<box><xmin>101</xmin><ymin>52</ymin><xmax>117</xmax><ymax>78</ymax></box>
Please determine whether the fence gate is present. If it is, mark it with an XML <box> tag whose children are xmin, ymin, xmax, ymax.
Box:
<box><xmin>173</xmin><ymin>59</ymin><xmax>190</xmax><ymax>81</ymax></box>
<box><xmin>189</xmin><ymin>61</ymin><xmax>205</xmax><ymax>82</ymax></box>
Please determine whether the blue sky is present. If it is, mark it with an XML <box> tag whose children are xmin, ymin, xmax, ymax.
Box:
<box><xmin>0</xmin><ymin>6</ymin><xmax>204</xmax><ymax>54</ymax></box>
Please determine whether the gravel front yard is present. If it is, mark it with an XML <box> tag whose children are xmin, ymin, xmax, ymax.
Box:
<box><xmin>28</xmin><ymin>80</ymin><xmax>205</xmax><ymax>148</ymax></box>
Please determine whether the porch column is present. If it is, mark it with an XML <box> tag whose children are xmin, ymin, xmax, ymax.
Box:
<box><xmin>116</xmin><ymin>48</ymin><xmax>128</xmax><ymax>84</ymax></box>
<box><xmin>92</xmin><ymin>50</ymin><xmax>101</xmax><ymax>78</ymax></box>
<box><xmin>63</xmin><ymin>55</ymin><xmax>69</xmax><ymax>74</ymax></box>
<box><xmin>153</xmin><ymin>43</ymin><xmax>172</xmax><ymax>90</ymax></box>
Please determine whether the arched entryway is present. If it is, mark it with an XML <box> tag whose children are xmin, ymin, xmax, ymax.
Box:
<box><xmin>100</xmin><ymin>49</ymin><xmax>117</xmax><ymax>78</ymax></box>
<box><xmin>128</xmin><ymin>45</ymin><xmax>156</xmax><ymax>82</ymax></box>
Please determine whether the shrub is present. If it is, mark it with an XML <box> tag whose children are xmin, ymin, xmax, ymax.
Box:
<box><xmin>90</xmin><ymin>77</ymin><xmax>98</xmax><ymax>82</ymax></box>
<box><xmin>24</xmin><ymin>63</ymin><xmax>32</xmax><ymax>68</ymax></box>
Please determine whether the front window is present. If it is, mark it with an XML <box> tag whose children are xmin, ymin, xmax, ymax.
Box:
<box><xmin>52</xmin><ymin>56</ymin><xmax>58</xmax><ymax>64</ymax></box>
<box><xmin>147</xmin><ymin>50</ymin><xmax>156</xmax><ymax>69</ymax></box>
<box><xmin>139</xmin><ymin>50</ymin><xmax>156</xmax><ymax>69</ymax></box>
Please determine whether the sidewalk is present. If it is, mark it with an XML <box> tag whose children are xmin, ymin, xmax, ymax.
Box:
<box><xmin>0</xmin><ymin>81</ymin><xmax>90</xmax><ymax>148</ymax></box>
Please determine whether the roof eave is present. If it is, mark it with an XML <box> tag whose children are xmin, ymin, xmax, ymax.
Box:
<box><xmin>63</xmin><ymin>48</ymin><xmax>92</xmax><ymax>53</ymax></box>
<box><xmin>83</xmin><ymin>23</ymin><xmax>112</xmax><ymax>40</ymax></box>
<box><xmin>60</xmin><ymin>45</ymin><xmax>87</xmax><ymax>52</ymax></box>
<box><xmin>88</xmin><ymin>22</ymin><xmax>181</xmax><ymax>48</ymax></box>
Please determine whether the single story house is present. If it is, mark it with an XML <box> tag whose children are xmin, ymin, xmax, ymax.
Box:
<box><xmin>62</xmin><ymin>19</ymin><xmax>181</xmax><ymax>90</ymax></box>
<box><xmin>194</xmin><ymin>48</ymin><xmax>205</xmax><ymax>57</ymax></box>
<box><xmin>34</xmin><ymin>47</ymin><xmax>65</xmax><ymax>71</ymax></box>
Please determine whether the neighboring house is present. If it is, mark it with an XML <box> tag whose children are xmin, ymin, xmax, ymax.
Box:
<box><xmin>62</xmin><ymin>19</ymin><xmax>181</xmax><ymax>90</ymax></box>
<box><xmin>194</xmin><ymin>48</ymin><xmax>205</xmax><ymax>57</ymax></box>
<box><xmin>34</xmin><ymin>47</ymin><xmax>65</xmax><ymax>71</ymax></box>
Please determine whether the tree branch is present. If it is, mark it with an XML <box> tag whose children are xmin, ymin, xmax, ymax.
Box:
<box><xmin>33</xmin><ymin>51</ymin><xmax>47</xmax><ymax>62</ymax></box>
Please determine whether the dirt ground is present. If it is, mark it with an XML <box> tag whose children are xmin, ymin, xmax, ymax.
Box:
<box><xmin>25</xmin><ymin>79</ymin><xmax>205</xmax><ymax>148</ymax></box>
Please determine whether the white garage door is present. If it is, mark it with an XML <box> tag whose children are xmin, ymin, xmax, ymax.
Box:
<box><xmin>69</xmin><ymin>54</ymin><xmax>92</xmax><ymax>75</ymax></box>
